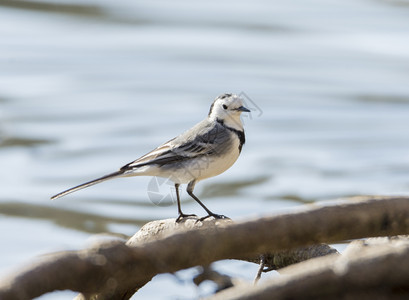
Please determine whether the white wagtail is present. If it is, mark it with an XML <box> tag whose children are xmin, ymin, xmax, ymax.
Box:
<box><xmin>51</xmin><ymin>93</ymin><xmax>250</xmax><ymax>221</ymax></box>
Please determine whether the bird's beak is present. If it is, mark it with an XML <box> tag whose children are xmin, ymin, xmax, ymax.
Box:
<box><xmin>236</xmin><ymin>106</ymin><xmax>251</xmax><ymax>112</ymax></box>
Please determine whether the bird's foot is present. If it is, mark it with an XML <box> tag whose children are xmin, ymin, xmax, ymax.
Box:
<box><xmin>176</xmin><ymin>213</ymin><xmax>197</xmax><ymax>223</ymax></box>
<box><xmin>198</xmin><ymin>213</ymin><xmax>230</xmax><ymax>222</ymax></box>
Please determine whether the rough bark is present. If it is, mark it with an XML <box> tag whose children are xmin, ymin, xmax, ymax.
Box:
<box><xmin>208</xmin><ymin>236</ymin><xmax>409</xmax><ymax>300</ymax></box>
<box><xmin>0</xmin><ymin>196</ymin><xmax>407</xmax><ymax>300</ymax></box>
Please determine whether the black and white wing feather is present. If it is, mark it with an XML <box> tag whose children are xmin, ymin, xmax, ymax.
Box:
<box><xmin>121</xmin><ymin>119</ymin><xmax>229</xmax><ymax>171</ymax></box>
<box><xmin>51</xmin><ymin>119</ymin><xmax>230</xmax><ymax>200</ymax></box>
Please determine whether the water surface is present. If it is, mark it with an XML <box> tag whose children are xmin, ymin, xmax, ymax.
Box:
<box><xmin>1</xmin><ymin>0</ymin><xmax>409</xmax><ymax>299</ymax></box>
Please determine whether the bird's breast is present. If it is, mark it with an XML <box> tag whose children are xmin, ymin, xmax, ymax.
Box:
<box><xmin>140</xmin><ymin>131</ymin><xmax>243</xmax><ymax>184</ymax></box>
<box><xmin>195</xmin><ymin>133</ymin><xmax>241</xmax><ymax>181</ymax></box>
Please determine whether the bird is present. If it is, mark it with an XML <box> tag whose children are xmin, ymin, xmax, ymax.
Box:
<box><xmin>51</xmin><ymin>93</ymin><xmax>250</xmax><ymax>222</ymax></box>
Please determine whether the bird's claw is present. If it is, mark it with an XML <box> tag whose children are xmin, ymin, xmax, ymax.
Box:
<box><xmin>197</xmin><ymin>213</ymin><xmax>230</xmax><ymax>223</ymax></box>
<box><xmin>176</xmin><ymin>213</ymin><xmax>198</xmax><ymax>223</ymax></box>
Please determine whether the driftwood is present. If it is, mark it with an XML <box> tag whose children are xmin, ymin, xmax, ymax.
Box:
<box><xmin>209</xmin><ymin>236</ymin><xmax>409</xmax><ymax>300</ymax></box>
<box><xmin>0</xmin><ymin>196</ymin><xmax>407</xmax><ymax>299</ymax></box>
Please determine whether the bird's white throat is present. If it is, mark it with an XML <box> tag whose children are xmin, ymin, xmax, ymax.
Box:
<box><xmin>210</xmin><ymin>113</ymin><xmax>244</xmax><ymax>131</ymax></box>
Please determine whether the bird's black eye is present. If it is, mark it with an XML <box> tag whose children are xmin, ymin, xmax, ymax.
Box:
<box><xmin>222</xmin><ymin>104</ymin><xmax>228</xmax><ymax>110</ymax></box>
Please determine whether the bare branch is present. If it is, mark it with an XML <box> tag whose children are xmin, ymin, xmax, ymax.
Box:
<box><xmin>0</xmin><ymin>196</ymin><xmax>407</xmax><ymax>299</ymax></box>
<box><xmin>208</xmin><ymin>236</ymin><xmax>409</xmax><ymax>300</ymax></box>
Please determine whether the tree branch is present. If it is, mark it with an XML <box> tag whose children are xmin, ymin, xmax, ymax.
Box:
<box><xmin>0</xmin><ymin>196</ymin><xmax>407</xmax><ymax>299</ymax></box>
<box><xmin>208</xmin><ymin>236</ymin><xmax>409</xmax><ymax>300</ymax></box>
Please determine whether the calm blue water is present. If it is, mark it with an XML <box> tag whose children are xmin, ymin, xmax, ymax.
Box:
<box><xmin>1</xmin><ymin>0</ymin><xmax>409</xmax><ymax>299</ymax></box>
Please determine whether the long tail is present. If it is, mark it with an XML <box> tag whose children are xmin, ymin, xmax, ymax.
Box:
<box><xmin>51</xmin><ymin>170</ymin><xmax>125</xmax><ymax>200</ymax></box>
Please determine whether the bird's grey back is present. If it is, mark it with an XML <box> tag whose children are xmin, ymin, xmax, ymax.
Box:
<box><xmin>120</xmin><ymin>118</ymin><xmax>234</xmax><ymax>172</ymax></box>
<box><xmin>170</xmin><ymin>118</ymin><xmax>234</xmax><ymax>157</ymax></box>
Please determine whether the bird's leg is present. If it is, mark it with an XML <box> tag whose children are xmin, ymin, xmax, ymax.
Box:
<box><xmin>175</xmin><ymin>183</ymin><xmax>196</xmax><ymax>222</ymax></box>
<box><xmin>187</xmin><ymin>181</ymin><xmax>230</xmax><ymax>222</ymax></box>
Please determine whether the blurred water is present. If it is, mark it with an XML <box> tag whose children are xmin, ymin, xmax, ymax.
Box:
<box><xmin>1</xmin><ymin>0</ymin><xmax>409</xmax><ymax>299</ymax></box>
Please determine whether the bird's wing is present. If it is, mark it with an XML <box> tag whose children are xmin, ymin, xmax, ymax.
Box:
<box><xmin>121</xmin><ymin>139</ymin><xmax>213</xmax><ymax>170</ymax></box>
<box><xmin>121</xmin><ymin>121</ymin><xmax>227</xmax><ymax>171</ymax></box>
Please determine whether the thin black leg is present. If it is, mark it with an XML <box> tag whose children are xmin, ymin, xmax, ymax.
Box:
<box><xmin>187</xmin><ymin>181</ymin><xmax>230</xmax><ymax>221</ymax></box>
<box><xmin>175</xmin><ymin>183</ymin><xmax>196</xmax><ymax>222</ymax></box>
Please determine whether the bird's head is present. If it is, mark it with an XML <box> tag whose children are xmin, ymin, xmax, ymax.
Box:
<box><xmin>208</xmin><ymin>93</ymin><xmax>250</xmax><ymax>130</ymax></box>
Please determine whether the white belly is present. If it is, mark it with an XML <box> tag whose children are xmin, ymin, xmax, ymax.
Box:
<box><xmin>196</xmin><ymin>145</ymin><xmax>240</xmax><ymax>181</ymax></box>
<box><xmin>136</xmin><ymin>136</ymin><xmax>241</xmax><ymax>184</ymax></box>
